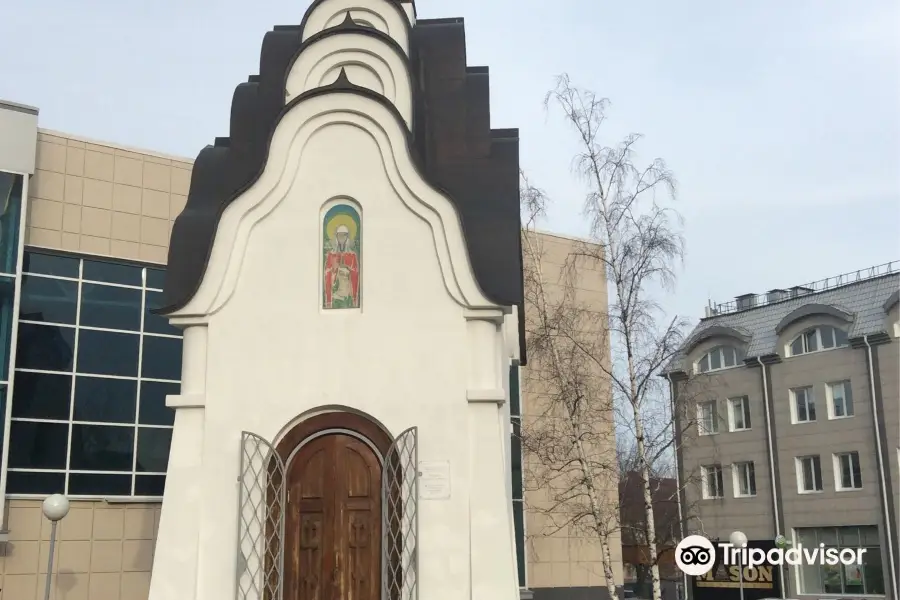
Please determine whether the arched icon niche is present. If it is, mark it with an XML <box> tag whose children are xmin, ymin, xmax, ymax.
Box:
<box><xmin>322</xmin><ymin>200</ymin><xmax>362</xmax><ymax>309</ymax></box>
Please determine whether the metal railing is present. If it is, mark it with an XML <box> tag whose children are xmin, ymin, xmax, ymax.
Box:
<box><xmin>705</xmin><ymin>261</ymin><xmax>898</xmax><ymax>317</ymax></box>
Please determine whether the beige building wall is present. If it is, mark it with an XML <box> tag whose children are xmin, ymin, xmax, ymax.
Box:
<box><xmin>1</xmin><ymin>501</ymin><xmax>160</xmax><ymax>600</ymax></box>
<box><xmin>26</xmin><ymin>129</ymin><xmax>190</xmax><ymax>263</ymax></box>
<box><xmin>519</xmin><ymin>231</ymin><xmax>622</xmax><ymax>590</ymax></box>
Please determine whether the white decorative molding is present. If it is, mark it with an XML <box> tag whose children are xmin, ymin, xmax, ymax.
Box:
<box><xmin>168</xmin><ymin>92</ymin><xmax>498</xmax><ymax>320</ymax></box>
<box><xmin>286</xmin><ymin>32</ymin><xmax>413</xmax><ymax>127</ymax></box>
<box><xmin>302</xmin><ymin>0</ymin><xmax>411</xmax><ymax>52</ymax></box>
<box><xmin>467</xmin><ymin>389</ymin><xmax>506</xmax><ymax>404</ymax></box>
<box><xmin>166</xmin><ymin>394</ymin><xmax>207</xmax><ymax>409</ymax></box>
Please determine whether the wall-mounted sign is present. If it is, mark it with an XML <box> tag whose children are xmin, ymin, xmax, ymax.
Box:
<box><xmin>691</xmin><ymin>539</ymin><xmax>781</xmax><ymax>600</ymax></box>
<box><xmin>418</xmin><ymin>461</ymin><xmax>451</xmax><ymax>500</ymax></box>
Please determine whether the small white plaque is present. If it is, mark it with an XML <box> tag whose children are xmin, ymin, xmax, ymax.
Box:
<box><xmin>418</xmin><ymin>460</ymin><xmax>451</xmax><ymax>500</ymax></box>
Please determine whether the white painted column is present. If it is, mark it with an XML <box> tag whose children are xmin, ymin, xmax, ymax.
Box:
<box><xmin>465</xmin><ymin>311</ymin><xmax>520</xmax><ymax>600</ymax></box>
<box><xmin>149</xmin><ymin>324</ymin><xmax>209</xmax><ymax>600</ymax></box>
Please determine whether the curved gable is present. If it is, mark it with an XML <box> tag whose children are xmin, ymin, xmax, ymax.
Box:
<box><xmin>684</xmin><ymin>325</ymin><xmax>751</xmax><ymax>354</ymax></box>
<box><xmin>158</xmin><ymin>3</ymin><xmax>525</xmax><ymax>359</ymax></box>
<box><xmin>774</xmin><ymin>303</ymin><xmax>853</xmax><ymax>335</ymax></box>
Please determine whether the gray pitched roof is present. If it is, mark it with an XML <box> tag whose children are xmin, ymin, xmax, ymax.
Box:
<box><xmin>670</xmin><ymin>272</ymin><xmax>899</xmax><ymax>371</ymax></box>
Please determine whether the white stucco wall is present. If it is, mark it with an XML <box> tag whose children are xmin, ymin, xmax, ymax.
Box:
<box><xmin>148</xmin><ymin>25</ymin><xmax>519</xmax><ymax>597</ymax></box>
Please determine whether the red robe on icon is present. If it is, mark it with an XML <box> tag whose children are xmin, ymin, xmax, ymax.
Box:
<box><xmin>324</xmin><ymin>250</ymin><xmax>359</xmax><ymax>308</ymax></box>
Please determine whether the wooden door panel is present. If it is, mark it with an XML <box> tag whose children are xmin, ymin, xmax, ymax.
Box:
<box><xmin>286</xmin><ymin>433</ymin><xmax>381</xmax><ymax>600</ymax></box>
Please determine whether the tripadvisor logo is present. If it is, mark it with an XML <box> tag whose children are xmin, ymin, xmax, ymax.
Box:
<box><xmin>675</xmin><ymin>534</ymin><xmax>867</xmax><ymax>577</ymax></box>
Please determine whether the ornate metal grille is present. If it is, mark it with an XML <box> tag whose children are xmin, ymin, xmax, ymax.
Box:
<box><xmin>237</xmin><ymin>431</ymin><xmax>286</xmax><ymax>600</ymax></box>
<box><xmin>381</xmin><ymin>426</ymin><xmax>419</xmax><ymax>600</ymax></box>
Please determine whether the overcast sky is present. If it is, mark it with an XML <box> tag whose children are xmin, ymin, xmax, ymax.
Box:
<box><xmin>1</xmin><ymin>0</ymin><xmax>898</xmax><ymax>325</ymax></box>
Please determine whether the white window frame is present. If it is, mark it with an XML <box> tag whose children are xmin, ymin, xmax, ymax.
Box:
<box><xmin>694</xmin><ymin>345</ymin><xmax>743</xmax><ymax>374</ymax></box>
<box><xmin>785</xmin><ymin>325</ymin><xmax>849</xmax><ymax>357</ymax></box>
<box><xmin>701</xmin><ymin>464</ymin><xmax>724</xmax><ymax>499</ymax></box>
<box><xmin>727</xmin><ymin>395</ymin><xmax>751</xmax><ymax>431</ymax></box>
<box><xmin>833</xmin><ymin>451</ymin><xmax>863</xmax><ymax>491</ymax></box>
<box><xmin>732</xmin><ymin>461</ymin><xmax>756</xmax><ymax>498</ymax></box>
<box><xmin>697</xmin><ymin>400</ymin><xmax>719</xmax><ymax>435</ymax></box>
<box><xmin>795</xmin><ymin>455</ymin><xmax>823</xmax><ymax>494</ymax></box>
<box><xmin>826</xmin><ymin>380</ymin><xmax>854</xmax><ymax>419</ymax></box>
<box><xmin>790</xmin><ymin>386</ymin><xmax>816</xmax><ymax>424</ymax></box>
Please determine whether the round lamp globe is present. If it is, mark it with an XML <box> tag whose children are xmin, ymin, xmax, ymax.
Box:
<box><xmin>41</xmin><ymin>494</ymin><xmax>70</xmax><ymax>522</ymax></box>
<box><xmin>729</xmin><ymin>530</ymin><xmax>748</xmax><ymax>548</ymax></box>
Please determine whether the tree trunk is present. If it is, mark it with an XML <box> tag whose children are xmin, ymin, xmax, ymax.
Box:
<box><xmin>601</xmin><ymin>536</ymin><xmax>619</xmax><ymax>599</ymax></box>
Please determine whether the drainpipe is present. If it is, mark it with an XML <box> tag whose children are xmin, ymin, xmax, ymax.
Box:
<box><xmin>666</xmin><ymin>373</ymin><xmax>689</xmax><ymax>600</ymax></box>
<box><xmin>862</xmin><ymin>335</ymin><xmax>898</xmax><ymax>599</ymax></box>
<box><xmin>756</xmin><ymin>356</ymin><xmax>785</xmax><ymax>599</ymax></box>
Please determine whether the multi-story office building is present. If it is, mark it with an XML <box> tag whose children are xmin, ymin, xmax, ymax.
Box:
<box><xmin>0</xmin><ymin>99</ymin><xmax>620</xmax><ymax>598</ymax></box>
<box><xmin>668</xmin><ymin>265</ymin><xmax>899</xmax><ymax>599</ymax></box>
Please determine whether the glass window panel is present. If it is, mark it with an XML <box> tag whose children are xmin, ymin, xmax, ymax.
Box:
<box><xmin>77</xmin><ymin>330</ymin><xmax>139</xmax><ymax>377</ymax></box>
<box><xmin>840</xmin><ymin>455</ymin><xmax>853</xmax><ymax>488</ymax></box>
<box><xmin>23</xmin><ymin>251</ymin><xmax>79</xmax><ymax>278</ymax></box>
<box><xmin>144</xmin><ymin>291</ymin><xmax>180</xmax><ymax>336</ymax></box>
<box><xmin>82</xmin><ymin>259</ymin><xmax>142</xmax><ymax>287</ymax></box>
<box><xmin>0</xmin><ymin>173</ymin><xmax>23</xmax><ymax>274</ymax></box>
<box><xmin>807</xmin><ymin>397</ymin><xmax>816</xmax><ymax>421</ymax></box>
<box><xmin>12</xmin><ymin>371</ymin><xmax>72</xmax><ymax>420</ymax></box>
<box><xmin>839</xmin><ymin>526</ymin><xmax>860</xmax><ymax>547</ymax></box>
<box><xmin>805</xmin><ymin>329</ymin><xmax>819</xmax><ymax>352</ymax></box>
<box><xmin>511</xmin><ymin>420</ymin><xmax>522</xmax><ymax>500</ymax></box>
<box><xmin>821</xmin><ymin>326</ymin><xmax>835</xmax><ymax>349</ymax></box>
<box><xmin>0</xmin><ymin>276</ymin><xmax>13</xmax><ymax>380</ymax></box>
<box><xmin>145</xmin><ymin>268</ymin><xmax>166</xmax><ymax>290</ymax></box>
<box><xmin>798</xmin><ymin>561</ymin><xmax>824</xmax><ymax>593</ymax></box>
<box><xmin>802</xmin><ymin>459</ymin><xmax>814</xmax><ymax>491</ymax></box>
<box><xmin>818</xmin><ymin>527</ymin><xmax>838</xmax><ymax>545</ymax></box>
<box><xmin>80</xmin><ymin>284</ymin><xmax>142</xmax><ymax>331</ymax></box>
<box><xmin>509</xmin><ymin>365</ymin><xmax>520</xmax><ymax>416</ymax></box>
<box><xmin>141</xmin><ymin>335</ymin><xmax>182</xmax><ymax>380</ymax></box>
<box><xmin>135</xmin><ymin>474</ymin><xmax>166</xmax><ymax>496</ymax></box>
<box><xmin>861</xmin><ymin>546</ymin><xmax>886</xmax><ymax>594</ymax></box>
<box><xmin>821</xmin><ymin>563</ymin><xmax>842</xmax><ymax>593</ymax></box>
<box><xmin>6</xmin><ymin>471</ymin><xmax>65</xmax><ymax>495</ymax></box>
<box><xmin>15</xmin><ymin>323</ymin><xmax>76</xmax><ymax>372</ymax></box>
<box><xmin>835</xmin><ymin>328</ymin><xmax>849</xmax><ymax>347</ymax></box>
<box><xmin>709</xmin><ymin>348</ymin><xmax>722</xmax><ymax>370</ymax></box>
<box><xmin>138</xmin><ymin>381</ymin><xmax>178</xmax><ymax>426</ymax></box>
<box><xmin>73</xmin><ymin>376</ymin><xmax>137</xmax><ymax>424</ymax></box>
<box><xmin>860</xmin><ymin>525</ymin><xmax>881</xmax><ymax>546</ymax></box>
<box><xmin>136</xmin><ymin>427</ymin><xmax>172</xmax><ymax>473</ymax></box>
<box><xmin>797</xmin><ymin>528</ymin><xmax>818</xmax><ymax>547</ymax></box>
<box><xmin>843</xmin><ymin>382</ymin><xmax>854</xmax><ymax>416</ymax></box>
<box><xmin>723</xmin><ymin>347</ymin><xmax>735</xmax><ymax>367</ymax></box>
<box><xmin>68</xmin><ymin>473</ymin><xmax>132</xmax><ymax>496</ymax></box>
<box><xmin>69</xmin><ymin>424</ymin><xmax>134</xmax><ymax>471</ymax></box>
<box><xmin>8</xmin><ymin>421</ymin><xmax>69</xmax><ymax>469</ymax></box>
<box><xmin>790</xmin><ymin>336</ymin><xmax>804</xmax><ymax>356</ymax></box>
<box><xmin>698</xmin><ymin>354</ymin><xmax>709</xmax><ymax>372</ymax></box>
<box><xmin>512</xmin><ymin>500</ymin><xmax>526</xmax><ymax>587</ymax></box>
<box><xmin>796</xmin><ymin>395</ymin><xmax>808</xmax><ymax>422</ymax></box>
<box><xmin>19</xmin><ymin>275</ymin><xmax>78</xmax><ymax>324</ymax></box>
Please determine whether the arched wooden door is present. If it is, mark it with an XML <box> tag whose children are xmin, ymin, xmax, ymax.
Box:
<box><xmin>284</xmin><ymin>432</ymin><xmax>382</xmax><ymax>600</ymax></box>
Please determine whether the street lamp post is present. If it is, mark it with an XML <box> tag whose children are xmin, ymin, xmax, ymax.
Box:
<box><xmin>41</xmin><ymin>494</ymin><xmax>70</xmax><ymax>600</ymax></box>
<box><xmin>729</xmin><ymin>530</ymin><xmax>748</xmax><ymax>600</ymax></box>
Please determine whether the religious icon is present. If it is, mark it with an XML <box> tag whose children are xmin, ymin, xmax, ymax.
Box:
<box><xmin>322</xmin><ymin>203</ymin><xmax>361</xmax><ymax>309</ymax></box>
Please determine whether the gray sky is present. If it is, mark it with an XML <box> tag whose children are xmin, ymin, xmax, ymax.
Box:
<box><xmin>2</xmin><ymin>0</ymin><xmax>898</xmax><ymax>324</ymax></box>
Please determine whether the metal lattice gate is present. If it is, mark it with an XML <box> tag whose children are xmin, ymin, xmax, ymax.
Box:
<box><xmin>236</xmin><ymin>431</ymin><xmax>286</xmax><ymax>600</ymax></box>
<box><xmin>381</xmin><ymin>426</ymin><xmax>419</xmax><ymax>600</ymax></box>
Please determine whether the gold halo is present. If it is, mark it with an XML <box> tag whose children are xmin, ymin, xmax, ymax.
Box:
<box><xmin>325</xmin><ymin>212</ymin><xmax>358</xmax><ymax>241</ymax></box>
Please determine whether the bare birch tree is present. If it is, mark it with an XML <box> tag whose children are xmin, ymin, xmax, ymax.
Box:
<box><xmin>519</xmin><ymin>172</ymin><xmax>620</xmax><ymax>599</ymax></box>
<box><xmin>519</xmin><ymin>73</ymin><xmax>704</xmax><ymax>600</ymax></box>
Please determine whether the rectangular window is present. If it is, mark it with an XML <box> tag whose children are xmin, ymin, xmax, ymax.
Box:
<box><xmin>796</xmin><ymin>526</ymin><xmax>885</xmax><ymax>595</ymax></box>
<box><xmin>827</xmin><ymin>380</ymin><xmax>854</xmax><ymax>419</ymax></box>
<box><xmin>733</xmin><ymin>461</ymin><xmax>756</xmax><ymax>497</ymax></box>
<box><xmin>834</xmin><ymin>451</ymin><xmax>862</xmax><ymax>490</ymax></box>
<box><xmin>6</xmin><ymin>251</ymin><xmax>182</xmax><ymax>498</ymax></box>
<box><xmin>701</xmin><ymin>464</ymin><xmax>724</xmax><ymax>499</ymax></box>
<box><xmin>796</xmin><ymin>455</ymin><xmax>823</xmax><ymax>493</ymax></box>
<box><xmin>791</xmin><ymin>386</ymin><xmax>816</xmax><ymax>423</ymax></box>
<box><xmin>697</xmin><ymin>401</ymin><xmax>718</xmax><ymax>435</ymax></box>
<box><xmin>728</xmin><ymin>396</ymin><xmax>751</xmax><ymax>431</ymax></box>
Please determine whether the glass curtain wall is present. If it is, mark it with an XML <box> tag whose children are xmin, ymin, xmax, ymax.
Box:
<box><xmin>7</xmin><ymin>249</ymin><xmax>182</xmax><ymax>497</ymax></box>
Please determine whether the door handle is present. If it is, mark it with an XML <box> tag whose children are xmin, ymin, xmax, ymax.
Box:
<box><xmin>332</xmin><ymin>551</ymin><xmax>340</xmax><ymax>587</ymax></box>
